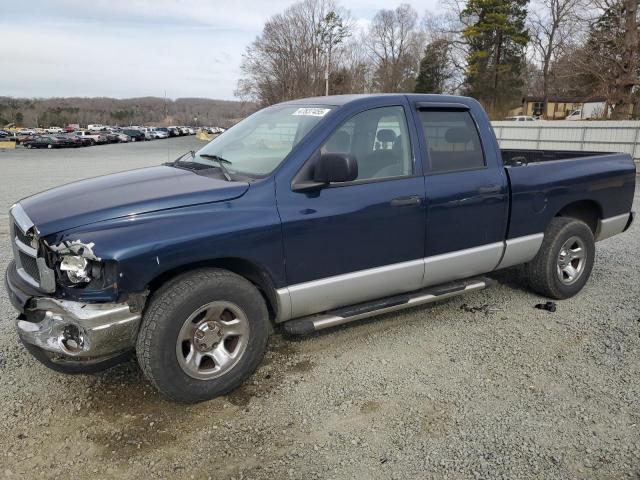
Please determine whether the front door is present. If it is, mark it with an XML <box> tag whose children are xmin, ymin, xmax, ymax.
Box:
<box><xmin>277</xmin><ymin>104</ymin><xmax>426</xmax><ymax>319</ymax></box>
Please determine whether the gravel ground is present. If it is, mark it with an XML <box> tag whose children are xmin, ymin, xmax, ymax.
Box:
<box><xmin>0</xmin><ymin>140</ymin><xmax>638</xmax><ymax>480</ymax></box>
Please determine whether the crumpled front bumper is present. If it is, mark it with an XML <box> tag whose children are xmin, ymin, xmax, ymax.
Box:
<box><xmin>5</xmin><ymin>262</ymin><xmax>141</xmax><ymax>359</ymax></box>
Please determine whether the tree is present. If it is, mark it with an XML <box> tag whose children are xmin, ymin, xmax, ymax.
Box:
<box><xmin>576</xmin><ymin>0</ymin><xmax>638</xmax><ymax>119</ymax></box>
<box><xmin>528</xmin><ymin>0</ymin><xmax>582</xmax><ymax>118</ymax></box>
<box><xmin>236</xmin><ymin>0</ymin><xmax>351</xmax><ymax>106</ymax></box>
<box><xmin>414</xmin><ymin>39</ymin><xmax>453</xmax><ymax>93</ymax></box>
<box><xmin>366</xmin><ymin>4</ymin><xmax>423</xmax><ymax>92</ymax></box>
<box><xmin>461</xmin><ymin>0</ymin><xmax>530</xmax><ymax>116</ymax></box>
<box><xmin>15</xmin><ymin>112</ymin><xmax>24</xmax><ymax>126</ymax></box>
<box><xmin>317</xmin><ymin>11</ymin><xmax>351</xmax><ymax>96</ymax></box>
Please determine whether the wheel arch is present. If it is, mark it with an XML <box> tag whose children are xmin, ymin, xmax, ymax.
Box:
<box><xmin>554</xmin><ymin>199</ymin><xmax>603</xmax><ymax>235</ymax></box>
<box><xmin>146</xmin><ymin>257</ymin><xmax>282</xmax><ymax>323</ymax></box>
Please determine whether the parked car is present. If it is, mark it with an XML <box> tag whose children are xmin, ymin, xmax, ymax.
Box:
<box><xmin>104</xmin><ymin>132</ymin><xmax>129</xmax><ymax>143</ymax></box>
<box><xmin>22</xmin><ymin>136</ymin><xmax>63</xmax><ymax>149</ymax></box>
<box><xmin>5</xmin><ymin>94</ymin><xmax>636</xmax><ymax>403</ymax></box>
<box><xmin>49</xmin><ymin>135</ymin><xmax>78</xmax><ymax>148</ymax></box>
<box><xmin>153</xmin><ymin>129</ymin><xmax>169</xmax><ymax>139</ymax></box>
<box><xmin>44</xmin><ymin>127</ymin><xmax>63</xmax><ymax>134</ymax></box>
<box><xmin>73</xmin><ymin>131</ymin><xmax>108</xmax><ymax>145</ymax></box>
<box><xmin>0</xmin><ymin>129</ymin><xmax>10</xmax><ymax>138</ymax></box>
<box><xmin>145</xmin><ymin>130</ymin><xmax>162</xmax><ymax>140</ymax></box>
<box><xmin>505</xmin><ymin>115</ymin><xmax>536</xmax><ymax>122</ymax></box>
<box><xmin>121</xmin><ymin>129</ymin><xmax>145</xmax><ymax>142</ymax></box>
<box><xmin>155</xmin><ymin>127</ymin><xmax>173</xmax><ymax>137</ymax></box>
<box><xmin>55</xmin><ymin>135</ymin><xmax>84</xmax><ymax>148</ymax></box>
<box><xmin>18</xmin><ymin>128</ymin><xmax>36</xmax><ymax>136</ymax></box>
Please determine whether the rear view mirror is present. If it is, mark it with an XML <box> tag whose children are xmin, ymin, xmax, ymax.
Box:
<box><xmin>313</xmin><ymin>153</ymin><xmax>358</xmax><ymax>184</ymax></box>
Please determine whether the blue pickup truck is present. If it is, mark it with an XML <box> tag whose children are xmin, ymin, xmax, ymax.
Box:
<box><xmin>5</xmin><ymin>94</ymin><xmax>636</xmax><ymax>402</ymax></box>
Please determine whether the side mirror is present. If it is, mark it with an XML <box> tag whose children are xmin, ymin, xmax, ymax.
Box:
<box><xmin>313</xmin><ymin>153</ymin><xmax>358</xmax><ymax>183</ymax></box>
<box><xmin>291</xmin><ymin>152</ymin><xmax>359</xmax><ymax>193</ymax></box>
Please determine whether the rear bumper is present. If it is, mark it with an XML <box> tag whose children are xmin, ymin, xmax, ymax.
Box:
<box><xmin>5</xmin><ymin>262</ymin><xmax>141</xmax><ymax>359</ymax></box>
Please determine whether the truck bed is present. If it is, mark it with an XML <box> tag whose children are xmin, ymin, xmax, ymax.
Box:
<box><xmin>501</xmin><ymin>148</ymin><xmax>608</xmax><ymax>165</ymax></box>
<box><xmin>502</xmin><ymin>149</ymin><xmax>636</xmax><ymax>240</ymax></box>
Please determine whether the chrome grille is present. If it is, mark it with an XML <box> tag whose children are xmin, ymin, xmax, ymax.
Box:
<box><xmin>18</xmin><ymin>250</ymin><xmax>40</xmax><ymax>282</ymax></box>
<box><xmin>10</xmin><ymin>204</ymin><xmax>55</xmax><ymax>292</ymax></box>
<box><xmin>14</xmin><ymin>223</ymin><xmax>31</xmax><ymax>245</ymax></box>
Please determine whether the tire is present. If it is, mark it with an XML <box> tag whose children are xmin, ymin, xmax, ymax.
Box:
<box><xmin>136</xmin><ymin>268</ymin><xmax>270</xmax><ymax>403</ymax></box>
<box><xmin>22</xmin><ymin>341</ymin><xmax>131</xmax><ymax>374</ymax></box>
<box><xmin>525</xmin><ymin>217</ymin><xmax>595</xmax><ymax>299</ymax></box>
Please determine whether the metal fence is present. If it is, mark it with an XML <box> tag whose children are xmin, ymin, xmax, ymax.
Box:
<box><xmin>491</xmin><ymin>121</ymin><xmax>640</xmax><ymax>160</ymax></box>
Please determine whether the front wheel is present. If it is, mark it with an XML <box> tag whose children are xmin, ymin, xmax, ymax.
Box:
<box><xmin>136</xmin><ymin>268</ymin><xmax>270</xmax><ymax>403</ymax></box>
<box><xmin>525</xmin><ymin>217</ymin><xmax>595</xmax><ymax>299</ymax></box>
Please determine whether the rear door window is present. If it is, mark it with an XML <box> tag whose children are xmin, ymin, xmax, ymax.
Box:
<box><xmin>418</xmin><ymin>110</ymin><xmax>485</xmax><ymax>174</ymax></box>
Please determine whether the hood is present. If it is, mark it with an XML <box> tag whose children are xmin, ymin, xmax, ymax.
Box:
<box><xmin>19</xmin><ymin>165</ymin><xmax>249</xmax><ymax>235</ymax></box>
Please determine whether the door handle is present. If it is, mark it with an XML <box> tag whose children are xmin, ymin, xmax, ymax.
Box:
<box><xmin>477</xmin><ymin>185</ymin><xmax>501</xmax><ymax>195</ymax></box>
<box><xmin>390</xmin><ymin>196</ymin><xmax>422</xmax><ymax>207</ymax></box>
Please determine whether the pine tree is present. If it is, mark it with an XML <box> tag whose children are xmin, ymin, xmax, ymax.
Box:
<box><xmin>462</xmin><ymin>0</ymin><xmax>529</xmax><ymax>116</ymax></box>
<box><xmin>414</xmin><ymin>39</ymin><xmax>452</xmax><ymax>94</ymax></box>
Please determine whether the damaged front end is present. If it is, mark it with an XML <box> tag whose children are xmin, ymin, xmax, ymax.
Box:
<box><xmin>6</xmin><ymin>203</ymin><xmax>148</xmax><ymax>368</ymax></box>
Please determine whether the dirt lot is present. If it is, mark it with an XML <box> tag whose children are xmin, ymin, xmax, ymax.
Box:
<box><xmin>0</xmin><ymin>139</ymin><xmax>639</xmax><ymax>479</ymax></box>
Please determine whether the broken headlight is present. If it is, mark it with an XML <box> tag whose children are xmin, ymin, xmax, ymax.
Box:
<box><xmin>49</xmin><ymin>240</ymin><xmax>103</xmax><ymax>287</ymax></box>
<box><xmin>59</xmin><ymin>255</ymin><xmax>92</xmax><ymax>284</ymax></box>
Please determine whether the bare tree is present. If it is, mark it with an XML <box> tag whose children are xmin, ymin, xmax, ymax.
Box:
<box><xmin>567</xmin><ymin>0</ymin><xmax>639</xmax><ymax>118</ymax></box>
<box><xmin>528</xmin><ymin>0</ymin><xmax>583</xmax><ymax>118</ymax></box>
<box><xmin>236</xmin><ymin>0</ymin><xmax>351</xmax><ymax>105</ymax></box>
<box><xmin>366</xmin><ymin>4</ymin><xmax>423</xmax><ymax>92</ymax></box>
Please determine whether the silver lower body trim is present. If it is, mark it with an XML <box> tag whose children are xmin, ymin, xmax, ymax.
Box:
<box><xmin>422</xmin><ymin>242</ymin><xmax>504</xmax><ymax>288</ymax></box>
<box><xmin>17</xmin><ymin>298</ymin><xmax>140</xmax><ymax>358</ymax></box>
<box><xmin>285</xmin><ymin>258</ymin><xmax>424</xmax><ymax>319</ymax></box>
<box><xmin>496</xmin><ymin>233</ymin><xmax>544</xmax><ymax>270</ymax></box>
<box><xmin>595</xmin><ymin>213</ymin><xmax>631</xmax><ymax>242</ymax></box>
<box><xmin>275</xmin><ymin>234</ymin><xmax>545</xmax><ymax>323</ymax></box>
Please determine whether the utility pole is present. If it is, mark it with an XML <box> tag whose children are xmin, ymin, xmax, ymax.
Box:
<box><xmin>164</xmin><ymin>90</ymin><xmax>168</xmax><ymax>124</ymax></box>
<box><xmin>325</xmin><ymin>31</ymin><xmax>332</xmax><ymax>96</ymax></box>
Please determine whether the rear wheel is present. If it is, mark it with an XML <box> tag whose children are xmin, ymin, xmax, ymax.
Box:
<box><xmin>136</xmin><ymin>268</ymin><xmax>270</xmax><ymax>403</ymax></box>
<box><xmin>525</xmin><ymin>217</ymin><xmax>595</xmax><ymax>299</ymax></box>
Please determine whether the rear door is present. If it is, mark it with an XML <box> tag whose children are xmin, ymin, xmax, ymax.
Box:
<box><xmin>412</xmin><ymin>103</ymin><xmax>509</xmax><ymax>286</ymax></box>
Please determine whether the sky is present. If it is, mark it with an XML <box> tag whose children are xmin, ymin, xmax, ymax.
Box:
<box><xmin>0</xmin><ymin>0</ymin><xmax>439</xmax><ymax>101</ymax></box>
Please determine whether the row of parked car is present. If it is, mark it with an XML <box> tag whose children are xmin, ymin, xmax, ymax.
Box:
<box><xmin>0</xmin><ymin>124</ymin><xmax>223</xmax><ymax>149</ymax></box>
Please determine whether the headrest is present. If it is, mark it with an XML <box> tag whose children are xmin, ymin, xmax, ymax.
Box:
<box><xmin>444</xmin><ymin>127</ymin><xmax>472</xmax><ymax>144</ymax></box>
<box><xmin>376</xmin><ymin>129</ymin><xmax>396</xmax><ymax>143</ymax></box>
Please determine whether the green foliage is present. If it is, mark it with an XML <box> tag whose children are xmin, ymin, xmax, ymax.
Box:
<box><xmin>15</xmin><ymin>112</ymin><xmax>24</xmax><ymax>126</ymax></box>
<box><xmin>462</xmin><ymin>0</ymin><xmax>529</xmax><ymax>115</ymax></box>
<box><xmin>415</xmin><ymin>39</ymin><xmax>452</xmax><ymax>94</ymax></box>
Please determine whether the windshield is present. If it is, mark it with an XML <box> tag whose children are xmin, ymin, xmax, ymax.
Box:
<box><xmin>191</xmin><ymin>105</ymin><xmax>333</xmax><ymax>177</ymax></box>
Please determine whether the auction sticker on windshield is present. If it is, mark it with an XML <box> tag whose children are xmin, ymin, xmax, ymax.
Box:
<box><xmin>292</xmin><ymin>108</ymin><xmax>331</xmax><ymax>117</ymax></box>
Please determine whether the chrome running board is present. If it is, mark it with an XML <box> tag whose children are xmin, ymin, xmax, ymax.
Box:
<box><xmin>282</xmin><ymin>277</ymin><xmax>493</xmax><ymax>335</ymax></box>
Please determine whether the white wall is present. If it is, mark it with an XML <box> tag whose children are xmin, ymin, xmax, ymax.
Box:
<box><xmin>491</xmin><ymin>121</ymin><xmax>640</xmax><ymax>160</ymax></box>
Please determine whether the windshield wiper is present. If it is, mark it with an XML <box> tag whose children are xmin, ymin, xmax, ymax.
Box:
<box><xmin>164</xmin><ymin>150</ymin><xmax>195</xmax><ymax>166</ymax></box>
<box><xmin>199</xmin><ymin>154</ymin><xmax>233</xmax><ymax>181</ymax></box>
